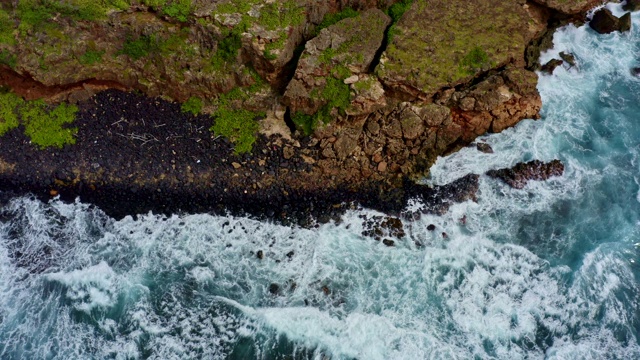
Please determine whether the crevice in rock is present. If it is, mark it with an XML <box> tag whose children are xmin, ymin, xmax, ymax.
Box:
<box><xmin>283</xmin><ymin>107</ymin><xmax>298</xmax><ymax>135</ymax></box>
<box><xmin>368</xmin><ymin>22</ymin><xmax>392</xmax><ymax>73</ymax></box>
<box><xmin>274</xmin><ymin>42</ymin><xmax>307</xmax><ymax>95</ymax></box>
<box><xmin>0</xmin><ymin>66</ymin><xmax>129</xmax><ymax>102</ymax></box>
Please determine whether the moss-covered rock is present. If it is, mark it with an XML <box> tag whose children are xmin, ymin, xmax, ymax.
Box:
<box><xmin>282</xmin><ymin>8</ymin><xmax>390</xmax><ymax>132</ymax></box>
<box><xmin>530</xmin><ymin>0</ymin><xmax>604</xmax><ymax>15</ymax></box>
<box><xmin>376</xmin><ymin>0</ymin><xmax>542</xmax><ymax>99</ymax></box>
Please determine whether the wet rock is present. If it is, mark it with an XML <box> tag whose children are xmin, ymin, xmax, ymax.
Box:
<box><xmin>540</xmin><ymin>59</ymin><xmax>564</xmax><ymax>74</ymax></box>
<box><xmin>476</xmin><ymin>142</ymin><xmax>494</xmax><ymax>154</ymax></box>
<box><xmin>624</xmin><ymin>0</ymin><xmax>640</xmax><ymax>11</ymax></box>
<box><xmin>361</xmin><ymin>216</ymin><xmax>405</xmax><ymax>241</ymax></box>
<box><xmin>486</xmin><ymin>159</ymin><xmax>564</xmax><ymax>189</ymax></box>
<box><xmin>559</xmin><ymin>52</ymin><xmax>576</xmax><ymax>67</ymax></box>
<box><xmin>632</xmin><ymin>67</ymin><xmax>640</xmax><ymax>76</ymax></box>
<box><xmin>269</xmin><ymin>283</ymin><xmax>280</xmax><ymax>295</ymax></box>
<box><xmin>406</xmin><ymin>174</ymin><xmax>480</xmax><ymax>215</ymax></box>
<box><xmin>427</xmin><ymin>224</ymin><xmax>436</xmax><ymax>231</ymax></box>
<box><xmin>619</xmin><ymin>12</ymin><xmax>632</xmax><ymax>33</ymax></box>
<box><xmin>257</xmin><ymin>250</ymin><xmax>264</xmax><ymax>259</ymax></box>
<box><xmin>589</xmin><ymin>8</ymin><xmax>631</xmax><ymax>34</ymax></box>
<box><xmin>382</xmin><ymin>239</ymin><xmax>395</xmax><ymax>247</ymax></box>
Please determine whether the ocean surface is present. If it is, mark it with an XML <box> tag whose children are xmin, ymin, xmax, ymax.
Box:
<box><xmin>2</xmin><ymin>3</ymin><xmax>640</xmax><ymax>359</ymax></box>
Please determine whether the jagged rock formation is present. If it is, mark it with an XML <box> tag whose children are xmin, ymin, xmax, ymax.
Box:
<box><xmin>487</xmin><ymin>159</ymin><xmax>565</xmax><ymax>189</ymax></box>
<box><xmin>589</xmin><ymin>8</ymin><xmax>632</xmax><ymax>34</ymax></box>
<box><xmin>0</xmin><ymin>0</ymin><xmax>606</xmax><ymax>218</ymax></box>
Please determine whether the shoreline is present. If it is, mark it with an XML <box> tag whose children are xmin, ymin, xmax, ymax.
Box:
<box><xmin>0</xmin><ymin>1</ymin><xmax>607</xmax><ymax>223</ymax></box>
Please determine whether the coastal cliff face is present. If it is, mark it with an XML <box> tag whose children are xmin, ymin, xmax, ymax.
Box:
<box><xmin>0</xmin><ymin>0</ymin><xmax>604</xmax><ymax>218</ymax></box>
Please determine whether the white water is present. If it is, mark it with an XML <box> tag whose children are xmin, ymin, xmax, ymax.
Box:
<box><xmin>2</xmin><ymin>3</ymin><xmax>640</xmax><ymax>359</ymax></box>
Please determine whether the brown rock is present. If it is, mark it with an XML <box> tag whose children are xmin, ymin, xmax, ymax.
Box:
<box><xmin>232</xmin><ymin>162</ymin><xmax>242</xmax><ymax>169</ymax></box>
<box><xmin>487</xmin><ymin>159</ymin><xmax>565</xmax><ymax>189</ymax></box>
<box><xmin>283</xmin><ymin>146</ymin><xmax>295</xmax><ymax>160</ymax></box>
<box><xmin>377</xmin><ymin>161</ymin><xmax>388</xmax><ymax>172</ymax></box>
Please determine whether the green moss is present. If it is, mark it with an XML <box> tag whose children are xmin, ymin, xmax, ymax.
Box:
<box><xmin>291</xmin><ymin>111</ymin><xmax>314</xmax><ymax>136</ymax></box>
<box><xmin>0</xmin><ymin>91</ymin><xmax>78</xmax><ymax>148</ymax></box>
<box><xmin>0</xmin><ymin>50</ymin><xmax>16</xmax><ymax>69</ymax></box>
<box><xmin>20</xmin><ymin>99</ymin><xmax>78</xmax><ymax>149</ymax></box>
<box><xmin>459</xmin><ymin>46</ymin><xmax>491</xmax><ymax>75</ymax></box>
<box><xmin>314</xmin><ymin>7</ymin><xmax>358</xmax><ymax>36</ymax></box>
<box><xmin>385</xmin><ymin>0</ymin><xmax>414</xmax><ymax>43</ymax></box>
<box><xmin>181</xmin><ymin>96</ymin><xmax>203</xmax><ymax>115</ymax></box>
<box><xmin>209</xmin><ymin>32</ymin><xmax>242</xmax><ymax>71</ymax></box>
<box><xmin>161</xmin><ymin>0</ymin><xmax>192</xmax><ymax>22</ymax></box>
<box><xmin>16</xmin><ymin>0</ymin><xmax>131</xmax><ymax>33</ymax></box>
<box><xmin>119</xmin><ymin>35</ymin><xmax>157</xmax><ymax>60</ymax></box>
<box><xmin>79</xmin><ymin>49</ymin><xmax>104</xmax><ymax>65</ymax></box>
<box><xmin>0</xmin><ymin>9</ymin><xmax>15</xmax><ymax>45</ymax></box>
<box><xmin>385</xmin><ymin>0</ymin><xmax>413</xmax><ymax>23</ymax></box>
<box><xmin>208</xmin><ymin>70</ymin><xmax>268</xmax><ymax>154</ymax></box>
<box><xmin>0</xmin><ymin>91</ymin><xmax>23</xmax><ymax>136</ymax></box>
<box><xmin>210</xmin><ymin>107</ymin><xmax>262</xmax><ymax>154</ymax></box>
<box><xmin>292</xmin><ymin>75</ymin><xmax>351</xmax><ymax>135</ymax></box>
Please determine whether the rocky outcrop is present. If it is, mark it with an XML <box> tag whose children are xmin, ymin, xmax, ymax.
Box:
<box><xmin>589</xmin><ymin>8</ymin><xmax>632</xmax><ymax>34</ymax></box>
<box><xmin>531</xmin><ymin>0</ymin><xmax>604</xmax><ymax>15</ymax></box>
<box><xmin>376</xmin><ymin>0</ymin><xmax>545</xmax><ymax>100</ymax></box>
<box><xmin>487</xmin><ymin>159</ymin><xmax>565</xmax><ymax>188</ymax></box>
<box><xmin>624</xmin><ymin>0</ymin><xmax>640</xmax><ymax>11</ymax></box>
<box><xmin>0</xmin><ymin>1</ymin><xmax>601</xmax><ymax>220</ymax></box>
<box><xmin>282</xmin><ymin>8</ymin><xmax>390</xmax><ymax>116</ymax></box>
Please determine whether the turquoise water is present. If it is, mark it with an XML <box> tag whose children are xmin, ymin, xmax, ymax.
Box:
<box><xmin>2</xmin><ymin>3</ymin><xmax>640</xmax><ymax>359</ymax></box>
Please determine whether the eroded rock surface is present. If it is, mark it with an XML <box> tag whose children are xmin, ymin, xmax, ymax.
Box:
<box><xmin>487</xmin><ymin>159</ymin><xmax>565</xmax><ymax>189</ymax></box>
<box><xmin>377</xmin><ymin>0</ymin><xmax>543</xmax><ymax>99</ymax></box>
<box><xmin>283</xmin><ymin>8</ymin><xmax>390</xmax><ymax>116</ymax></box>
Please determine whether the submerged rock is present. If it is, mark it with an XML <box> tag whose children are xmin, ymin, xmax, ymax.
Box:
<box><xmin>487</xmin><ymin>159</ymin><xmax>564</xmax><ymax>189</ymax></box>
<box><xmin>476</xmin><ymin>142</ymin><xmax>494</xmax><ymax>154</ymax></box>
<box><xmin>540</xmin><ymin>59</ymin><xmax>564</xmax><ymax>74</ymax></box>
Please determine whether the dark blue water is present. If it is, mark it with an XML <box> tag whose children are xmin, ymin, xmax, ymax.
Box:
<box><xmin>1</xmin><ymin>3</ymin><xmax>640</xmax><ymax>359</ymax></box>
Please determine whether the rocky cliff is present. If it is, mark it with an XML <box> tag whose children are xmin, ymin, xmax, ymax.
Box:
<box><xmin>0</xmin><ymin>0</ymin><xmax>606</xmax><ymax>219</ymax></box>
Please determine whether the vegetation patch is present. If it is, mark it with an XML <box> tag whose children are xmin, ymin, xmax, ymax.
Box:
<box><xmin>79</xmin><ymin>49</ymin><xmax>105</xmax><ymax>65</ymax></box>
<box><xmin>293</xmin><ymin>72</ymin><xmax>352</xmax><ymax>136</ymax></box>
<box><xmin>16</xmin><ymin>0</ymin><xmax>130</xmax><ymax>33</ymax></box>
<box><xmin>0</xmin><ymin>92</ymin><xmax>22</xmax><ymax>135</ymax></box>
<box><xmin>211</xmin><ymin>0</ymin><xmax>305</xmax><ymax>65</ymax></box>
<box><xmin>119</xmin><ymin>35</ymin><xmax>157</xmax><ymax>60</ymax></box>
<box><xmin>314</xmin><ymin>7</ymin><xmax>358</xmax><ymax>36</ymax></box>
<box><xmin>0</xmin><ymin>50</ymin><xmax>16</xmax><ymax>69</ymax></box>
<box><xmin>385</xmin><ymin>0</ymin><xmax>414</xmax><ymax>42</ymax></box>
<box><xmin>181</xmin><ymin>96</ymin><xmax>203</xmax><ymax>115</ymax></box>
<box><xmin>0</xmin><ymin>91</ymin><xmax>78</xmax><ymax>148</ymax></box>
<box><xmin>459</xmin><ymin>46</ymin><xmax>492</xmax><ymax>75</ymax></box>
<box><xmin>209</xmin><ymin>70</ymin><xmax>268</xmax><ymax>154</ymax></box>
<box><xmin>0</xmin><ymin>9</ymin><xmax>15</xmax><ymax>45</ymax></box>
<box><xmin>143</xmin><ymin>0</ymin><xmax>192</xmax><ymax>22</ymax></box>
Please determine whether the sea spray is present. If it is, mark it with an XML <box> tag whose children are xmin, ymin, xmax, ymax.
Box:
<box><xmin>1</xmin><ymin>3</ymin><xmax>640</xmax><ymax>359</ymax></box>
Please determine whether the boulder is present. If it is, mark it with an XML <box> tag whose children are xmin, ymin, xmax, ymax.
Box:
<box><xmin>283</xmin><ymin>9</ymin><xmax>391</xmax><ymax>116</ymax></box>
<box><xmin>377</xmin><ymin>0</ymin><xmax>540</xmax><ymax>98</ymax></box>
<box><xmin>589</xmin><ymin>8</ymin><xmax>632</xmax><ymax>34</ymax></box>
<box><xmin>486</xmin><ymin>159</ymin><xmax>564</xmax><ymax>189</ymax></box>
<box><xmin>540</xmin><ymin>59</ymin><xmax>564</xmax><ymax>74</ymax></box>
<box><xmin>559</xmin><ymin>52</ymin><xmax>576</xmax><ymax>67</ymax></box>
<box><xmin>476</xmin><ymin>143</ymin><xmax>494</xmax><ymax>153</ymax></box>
<box><xmin>623</xmin><ymin>0</ymin><xmax>640</xmax><ymax>11</ymax></box>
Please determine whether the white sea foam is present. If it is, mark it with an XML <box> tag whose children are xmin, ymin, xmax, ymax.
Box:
<box><xmin>2</xmin><ymin>4</ymin><xmax>640</xmax><ymax>359</ymax></box>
